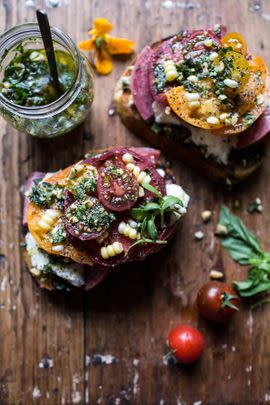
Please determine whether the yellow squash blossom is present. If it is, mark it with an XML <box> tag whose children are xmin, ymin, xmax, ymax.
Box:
<box><xmin>79</xmin><ymin>18</ymin><xmax>135</xmax><ymax>75</ymax></box>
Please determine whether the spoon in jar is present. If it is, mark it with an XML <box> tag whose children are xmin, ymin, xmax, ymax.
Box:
<box><xmin>36</xmin><ymin>9</ymin><xmax>62</xmax><ymax>95</ymax></box>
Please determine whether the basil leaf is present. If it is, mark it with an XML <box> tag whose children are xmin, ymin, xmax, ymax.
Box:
<box><xmin>131</xmin><ymin>208</ymin><xmax>147</xmax><ymax>221</ymax></box>
<box><xmin>142</xmin><ymin>182</ymin><xmax>162</xmax><ymax>197</ymax></box>
<box><xmin>144</xmin><ymin>202</ymin><xmax>161</xmax><ymax>212</ymax></box>
<box><xmin>236</xmin><ymin>281</ymin><xmax>270</xmax><ymax>297</ymax></box>
<box><xmin>219</xmin><ymin>206</ymin><xmax>262</xmax><ymax>263</ymax></box>
<box><xmin>141</xmin><ymin>217</ymin><xmax>148</xmax><ymax>237</ymax></box>
<box><xmin>147</xmin><ymin>217</ymin><xmax>158</xmax><ymax>240</ymax></box>
<box><xmin>221</xmin><ymin>236</ymin><xmax>259</xmax><ymax>265</ymax></box>
<box><xmin>162</xmin><ymin>195</ymin><xmax>182</xmax><ymax>211</ymax></box>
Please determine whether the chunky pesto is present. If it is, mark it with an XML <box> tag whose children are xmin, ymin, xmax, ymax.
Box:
<box><xmin>50</xmin><ymin>224</ymin><xmax>67</xmax><ymax>244</ymax></box>
<box><xmin>28</xmin><ymin>181</ymin><xmax>65</xmax><ymax>209</ymax></box>
<box><xmin>0</xmin><ymin>45</ymin><xmax>76</xmax><ymax>106</ymax></box>
<box><xmin>65</xmin><ymin>196</ymin><xmax>116</xmax><ymax>235</ymax></box>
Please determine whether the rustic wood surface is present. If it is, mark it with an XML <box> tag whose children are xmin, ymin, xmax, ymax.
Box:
<box><xmin>0</xmin><ymin>0</ymin><xmax>270</xmax><ymax>404</ymax></box>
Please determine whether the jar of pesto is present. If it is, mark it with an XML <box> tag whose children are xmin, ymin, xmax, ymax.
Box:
<box><xmin>0</xmin><ymin>23</ymin><xmax>94</xmax><ymax>138</ymax></box>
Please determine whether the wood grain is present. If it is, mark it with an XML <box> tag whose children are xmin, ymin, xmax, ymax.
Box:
<box><xmin>0</xmin><ymin>0</ymin><xmax>270</xmax><ymax>404</ymax></box>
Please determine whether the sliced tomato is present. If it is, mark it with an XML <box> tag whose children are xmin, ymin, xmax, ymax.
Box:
<box><xmin>27</xmin><ymin>168</ymin><xmax>94</xmax><ymax>266</ymax></box>
<box><xmin>166</xmin><ymin>86</ymin><xmax>224</xmax><ymax>130</ymax></box>
<box><xmin>224</xmin><ymin>51</ymin><xmax>250</xmax><ymax>90</ymax></box>
<box><xmin>66</xmin><ymin>163</ymin><xmax>98</xmax><ymax>199</ymax></box>
<box><xmin>64</xmin><ymin>192</ymin><xmax>116</xmax><ymax>241</ymax></box>
<box><xmin>221</xmin><ymin>32</ymin><xmax>247</xmax><ymax>55</ymax></box>
<box><xmin>97</xmin><ymin>158</ymin><xmax>139</xmax><ymax>212</ymax></box>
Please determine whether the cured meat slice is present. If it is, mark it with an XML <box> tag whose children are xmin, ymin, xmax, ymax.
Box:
<box><xmin>237</xmin><ymin>109</ymin><xmax>270</xmax><ymax>149</ymax></box>
<box><xmin>131</xmin><ymin>46</ymin><xmax>155</xmax><ymax>121</ymax></box>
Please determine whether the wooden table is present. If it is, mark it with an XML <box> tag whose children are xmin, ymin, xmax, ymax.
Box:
<box><xmin>1</xmin><ymin>0</ymin><xmax>270</xmax><ymax>403</ymax></box>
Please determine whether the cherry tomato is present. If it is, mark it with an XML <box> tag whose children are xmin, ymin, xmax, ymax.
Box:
<box><xmin>197</xmin><ymin>282</ymin><xmax>240</xmax><ymax>323</ymax></box>
<box><xmin>168</xmin><ymin>325</ymin><xmax>205</xmax><ymax>364</ymax></box>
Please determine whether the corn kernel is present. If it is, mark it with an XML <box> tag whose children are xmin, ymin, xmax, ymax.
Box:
<box><xmin>129</xmin><ymin>228</ymin><xmax>137</xmax><ymax>239</ymax></box>
<box><xmin>133</xmin><ymin>166</ymin><xmax>141</xmax><ymax>178</ymax></box>
<box><xmin>126</xmin><ymin>163</ymin><xmax>135</xmax><ymax>172</ymax></box>
<box><xmin>184</xmin><ymin>92</ymin><xmax>200</xmax><ymax>101</ymax></box>
<box><xmin>223</xmin><ymin>78</ymin><xmax>239</xmax><ymax>89</ymax></box>
<box><xmin>137</xmin><ymin>171</ymin><xmax>147</xmax><ymax>184</ymax></box>
<box><xmin>107</xmin><ymin>245</ymin><xmax>115</xmax><ymax>257</ymax></box>
<box><xmin>204</xmin><ymin>39</ymin><xmax>213</xmax><ymax>47</ymax></box>
<box><xmin>118</xmin><ymin>221</ymin><xmax>126</xmax><ymax>234</ymax></box>
<box><xmin>101</xmin><ymin>247</ymin><xmax>109</xmax><ymax>259</ymax></box>
<box><xmin>51</xmin><ymin>245</ymin><xmax>64</xmax><ymax>252</ymax></box>
<box><xmin>122</xmin><ymin>153</ymin><xmax>134</xmax><ymax>164</ymax></box>
<box><xmin>38</xmin><ymin>220</ymin><xmax>51</xmax><ymax>232</ymax></box>
<box><xmin>207</xmin><ymin>116</ymin><xmax>220</xmax><ymax>125</ymax></box>
<box><xmin>143</xmin><ymin>175</ymin><xmax>151</xmax><ymax>184</ymax></box>
<box><xmin>188</xmin><ymin>101</ymin><xmax>200</xmax><ymax>109</ymax></box>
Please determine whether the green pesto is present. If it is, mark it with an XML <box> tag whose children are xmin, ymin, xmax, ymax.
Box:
<box><xmin>0</xmin><ymin>45</ymin><xmax>76</xmax><ymax>106</ymax></box>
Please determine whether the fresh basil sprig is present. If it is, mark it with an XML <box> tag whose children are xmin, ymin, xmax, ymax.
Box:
<box><xmin>129</xmin><ymin>183</ymin><xmax>183</xmax><ymax>250</ymax></box>
<box><xmin>218</xmin><ymin>206</ymin><xmax>270</xmax><ymax>298</ymax></box>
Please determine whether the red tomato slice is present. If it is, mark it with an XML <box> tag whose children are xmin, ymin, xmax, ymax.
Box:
<box><xmin>97</xmin><ymin>158</ymin><xmax>139</xmax><ymax>212</ymax></box>
<box><xmin>64</xmin><ymin>192</ymin><xmax>116</xmax><ymax>241</ymax></box>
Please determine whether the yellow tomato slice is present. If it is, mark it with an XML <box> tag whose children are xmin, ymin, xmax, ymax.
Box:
<box><xmin>221</xmin><ymin>32</ymin><xmax>247</xmax><ymax>55</ymax></box>
<box><xmin>166</xmin><ymin>86</ymin><xmax>224</xmax><ymax>130</ymax></box>
<box><xmin>224</xmin><ymin>51</ymin><xmax>250</xmax><ymax>91</ymax></box>
<box><xmin>27</xmin><ymin>167</ymin><xmax>94</xmax><ymax>266</ymax></box>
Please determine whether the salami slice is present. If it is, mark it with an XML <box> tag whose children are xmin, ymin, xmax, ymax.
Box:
<box><xmin>131</xmin><ymin>46</ymin><xmax>155</xmax><ymax>121</ymax></box>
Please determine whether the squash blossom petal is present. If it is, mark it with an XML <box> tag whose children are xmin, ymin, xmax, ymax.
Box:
<box><xmin>79</xmin><ymin>17</ymin><xmax>135</xmax><ymax>75</ymax></box>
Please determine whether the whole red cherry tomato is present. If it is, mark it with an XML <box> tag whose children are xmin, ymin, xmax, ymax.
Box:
<box><xmin>168</xmin><ymin>324</ymin><xmax>205</xmax><ymax>364</ymax></box>
<box><xmin>197</xmin><ymin>281</ymin><xmax>240</xmax><ymax>323</ymax></box>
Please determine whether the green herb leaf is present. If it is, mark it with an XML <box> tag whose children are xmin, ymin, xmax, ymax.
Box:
<box><xmin>131</xmin><ymin>208</ymin><xmax>147</xmax><ymax>222</ymax></box>
<box><xmin>161</xmin><ymin>195</ymin><xmax>182</xmax><ymax>211</ymax></box>
<box><xmin>142</xmin><ymin>182</ymin><xmax>162</xmax><ymax>197</ymax></box>
<box><xmin>218</xmin><ymin>206</ymin><xmax>270</xmax><ymax>299</ymax></box>
<box><xmin>218</xmin><ymin>206</ymin><xmax>262</xmax><ymax>265</ymax></box>
<box><xmin>143</xmin><ymin>202</ymin><xmax>161</xmax><ymax>212</ymax></box>
<box><xmin>147</xmin><ymin>217</ymin><xmax>158</xmax><ymax>240</ymax></box>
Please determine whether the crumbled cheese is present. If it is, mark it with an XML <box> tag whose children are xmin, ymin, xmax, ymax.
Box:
<box><xmin>25</xmin><ymin>233</ymin><xmax>85</xmax><ymax>287</ymax></box>
<box><xmin>165</xmin><ymin>183</ymin><xmax>190</xmax><ymax>223</ymax></box>
<box><xmin>152</xmin><ymin>101</ymin><xmax>180</xmax><ymax>125</ymax></box>
<box><xmin>165</xmin><ymin>183</ymin><xmax>190</xmax><ymax>215</ymax></box>
<box><xmin>152</xmin><ymin>101</ymin><xmax>238</xmax><ymax>165</ymax></box>
<box><xmin>187</xmin><ymin>129</ymin><xmax>238</xmax><ymax>165</ymax></box>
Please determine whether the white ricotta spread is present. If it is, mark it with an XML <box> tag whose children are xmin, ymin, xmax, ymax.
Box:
<box><xmin>25</xmin><ymin>232</ymin><xmax>85</xmax><ymax>287</ymax></box>
<box><xmin>152</xmin><ymin>101</ymin><xmax>238</xmax><ymax>165</ymax></box>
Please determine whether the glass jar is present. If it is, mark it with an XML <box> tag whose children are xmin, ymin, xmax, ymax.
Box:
<box><xmin>0</xmin><ymin>23</ymin><xmax>94</xmax><ymax>138</ymax></box>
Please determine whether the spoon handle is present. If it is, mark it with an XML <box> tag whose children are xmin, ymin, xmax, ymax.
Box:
<box><xmin>36</xmin><ymin>9</ymin><xmax>61</xmax><ymax>90</ymax></box>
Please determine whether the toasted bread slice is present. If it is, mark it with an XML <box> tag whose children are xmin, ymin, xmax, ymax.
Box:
<box><xmin>114</xmin><ymin>42</ymin><xmax>265</xmax><ymax>185</ymax></box>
